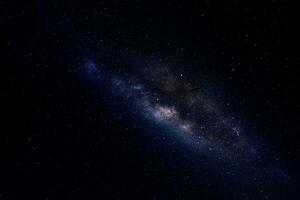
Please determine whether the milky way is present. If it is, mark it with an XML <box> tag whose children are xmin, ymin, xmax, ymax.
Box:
<box><xmin>82</xmin><ymin>58</ymin><xmax>257</xmax><ymax>163</ymax></box>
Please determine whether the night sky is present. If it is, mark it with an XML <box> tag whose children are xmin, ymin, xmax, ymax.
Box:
<box><xmin>2</xmin><ymin>0</ymin><xmax>299</xmax><ymax>199</ymax></box>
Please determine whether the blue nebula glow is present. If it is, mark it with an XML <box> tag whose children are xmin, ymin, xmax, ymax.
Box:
<box><xmin>83</xmin><ymin>59</ymin><xmax>102</xmax><ymax>81</ymax></box>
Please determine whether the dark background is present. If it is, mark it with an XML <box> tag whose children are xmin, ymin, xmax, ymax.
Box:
<box><xmin>2</xmin><ymin>0</ymin><xmax>299</xmax><ymax>199</ymax></box>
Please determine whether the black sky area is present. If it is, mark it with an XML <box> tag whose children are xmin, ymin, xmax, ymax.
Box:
<box><xmin>2</xmin><ymin>0</ymin><xmax>299</xmax><ymax>199</ymax></box>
